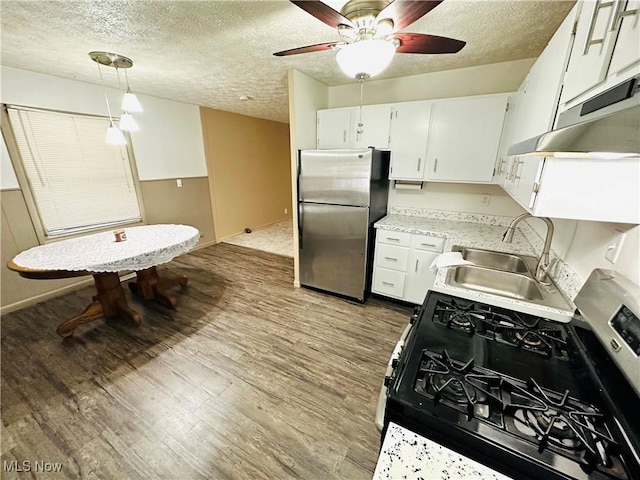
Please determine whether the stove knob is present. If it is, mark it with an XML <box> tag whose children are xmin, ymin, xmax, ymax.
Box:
<box><xmin>410</xmin><ymin>314</ymin><xmax>419</xmax><ymax>324</ymax></box>
<box><xmin>413</xmin><ymin>306</ymin><xmax>421</xmax><ymax>315</ymax></box>
<box><xmin>384</xmin><ymin>375</ymin><xmax>393</xmax><ymax>387</ymax></box>
<box><xmin>391</xmin><ymin>358</ymin><xmax>399</xmax><ymax>368</ymax></box>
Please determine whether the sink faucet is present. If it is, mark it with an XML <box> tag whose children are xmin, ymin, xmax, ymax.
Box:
<box><xmin>502</xmin><ymin>213</ymin><xmax>555</xmax><ymax>285</ymax></box>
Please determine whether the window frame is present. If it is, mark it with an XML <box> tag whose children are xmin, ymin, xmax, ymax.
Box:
<box><xmin>1</xmin><ymin>104</ymin><xmax>147</xmax><ymax>245</ymax></box>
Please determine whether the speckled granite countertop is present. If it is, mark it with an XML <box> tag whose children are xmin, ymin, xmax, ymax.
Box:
<box><xmin>373</xmin><ymin>423</ymin><xmax>511</xmax><ymax>480</ymax></box>
<box><xmin>374</xmin><ymin>214</ymin><xmax>575</xmax><ymax>322</ymax></box>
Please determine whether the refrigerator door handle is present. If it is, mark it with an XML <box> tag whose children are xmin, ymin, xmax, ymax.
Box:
<box><xmin>298</xmin><ymin>203</ymin><xmax>303</xmax><ymax>250</ymax></box>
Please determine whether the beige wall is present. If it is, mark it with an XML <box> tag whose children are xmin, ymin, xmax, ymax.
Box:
<box><xmin>1</xmin><ymin>178</ymin><xmax>216</xmax><ymax>312</ymax></box>
<box><xmin>201</xmin><ymin>108</ymin><xmax>292</xmax><ymax>241</ymax></box>
<box><xmin>139</xmin><ymin>177</ymin><xmax>215</xmax><ymax>245</ymax></box>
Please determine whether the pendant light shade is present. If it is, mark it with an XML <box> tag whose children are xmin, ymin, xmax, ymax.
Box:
<box><xmin>122</xmin><ymin>90</ymin><xmax>143</xmax><ymax>113</ymax></box>
<box><xmin>119</xmin><ymin>112</ymin><xmax>139</xmax><ymax>132</ymax></box>
<box><xmin>105</xmin><ymin>121</ymin><xmax>126</xmax><ymax>145</ymax></box>
<box><xmin>336</xmin><ymin>40</ymin><xmax>396</xmax><ymax>79</ymax></box>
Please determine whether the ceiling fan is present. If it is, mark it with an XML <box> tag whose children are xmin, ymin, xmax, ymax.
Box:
<box><xmin>273</xmin><ymin>0</ymin><xmax>466</xmax><ymax>79</ymax></box>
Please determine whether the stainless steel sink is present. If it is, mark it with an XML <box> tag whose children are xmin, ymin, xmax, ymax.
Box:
<box><xmin>445</xmin><ymin>245</ymin><xmax>574</xmax><ymax>312</ymax></box>
<box><xmin>452</xmin><ymin>246</ymin><xmax>530</xmax><ymax>274</ymax></box>
<box><xmin>449</xmin><ymin>266</ymin><xmax>543</xmax><ymax>301</ymax></box>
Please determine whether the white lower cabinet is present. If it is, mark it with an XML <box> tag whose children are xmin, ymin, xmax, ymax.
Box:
<box><xmin>372</xmin><ymin>230</ymin><xmax>444</xmax><ymax>304</ymax></box>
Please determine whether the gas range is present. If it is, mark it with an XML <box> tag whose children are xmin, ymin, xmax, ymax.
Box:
<box><xmin>380</xmin><ymin>271</ymin><xmax>640</xmax><ymax>480</ymax></box>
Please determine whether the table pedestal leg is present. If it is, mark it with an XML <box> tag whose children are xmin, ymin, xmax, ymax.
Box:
<box><xmin>56</xmin><ymin>272</ymin><xmax>142</xmax><ymax>338</ymax></box>
<box><xmin>128</xmin><ymin>267</ymin><xmax>188</xmax><ymax>309</ymax></box>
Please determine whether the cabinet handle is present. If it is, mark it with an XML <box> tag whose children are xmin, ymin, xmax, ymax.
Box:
<box><xmin>417</xmin><ymin>157</ymin><xmax>422</xmax><ymax>172</ymax></box>
<box><xmin>433</xmin><ymin>158</ymin><xmax>438</xmax><ymax>172</ymax></box>
<box><xmin>386</xmin><ymin>237</ymin><xmax>400</xmax><ymax>242</ymax></box>
<box><xmin>382</xmin><ymin>281</ymin><xmax>395</xmax><ymax>287</ymax></box>
<box><xmin>384</xmin><ymin>256</ymin><xmax>398</xmax><ymax>262</ymax></box>
<box><xmin>514</xmin><ymin>160</ymin><xmax>524</xmax><ymax>181</ymax></box>
<box><xmin>609</xmin><ymin>0</ymin><xmax>637</xmax><ymax>31</ymax></box>
<box><xmin>583</xmin><ymin>0</ymin><xmax>614</xmax><ymax>55</ymax></box>
<box><xmin>497</xmin><ymin>158</ymin><xmax>506</xmax><ymax>176</ymax></box>
<box><xmin>421</xmin><ymin>243</ymin><xmax>437</xmax><ymax>248</ymax></box>
<box><xmin>415</xmin><ymin>260</ymin><xmax>419</xmax><ymax>273</ymax></box>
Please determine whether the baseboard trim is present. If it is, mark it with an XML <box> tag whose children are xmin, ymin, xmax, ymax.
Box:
<box><xmin>1</xmin><ymin>277</ymin><xmax>94</xmax><ymax>316</ymax></box>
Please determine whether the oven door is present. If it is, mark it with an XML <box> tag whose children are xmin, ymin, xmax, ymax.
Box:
<box><xmin>375</xmin><ymin>307</ymin><xmax>421</xmax><ymax>431</ymax></box>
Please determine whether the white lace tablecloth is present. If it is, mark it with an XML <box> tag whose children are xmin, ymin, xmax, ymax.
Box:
<box><xmin>13</xmin><ymin>224</ymin><xmax>200</xmax><ymax>273</ymax></box>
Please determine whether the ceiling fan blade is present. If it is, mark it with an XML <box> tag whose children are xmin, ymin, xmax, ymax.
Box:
<box><xmin>391</xmin><ymin>33</ymin><xmax>466</xmax><ymax>54</ymax></box>
<box><xmin>377</xmin><ymin>1</ymin><xmax>443</xmax><ymax>31</ymax></box>
<box><xmin>290</xmin><ymin>1</ymin><xmax>354</xmax><ymax>28</ymax></box>
<box><xmin>273</xmin><ymin>42</ymin><xmax>340</xmax><ymax>57</ymax></box>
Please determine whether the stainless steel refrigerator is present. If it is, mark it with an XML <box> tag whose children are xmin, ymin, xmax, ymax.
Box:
<box><xmin>297</xmin><ymin>148</ymin><xmax>390</xmax><ymax>302</ymax></box>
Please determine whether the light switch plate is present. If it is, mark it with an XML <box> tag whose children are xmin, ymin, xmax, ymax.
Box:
<box><xmin>605</xmin><ymin>230</ymin><xmax>626</xmax><ymax>264</ymax></box>
<box><xmin>176</xmin><ymin>179</ymin><xmax>183</xmax><ymax>188</ymax></box>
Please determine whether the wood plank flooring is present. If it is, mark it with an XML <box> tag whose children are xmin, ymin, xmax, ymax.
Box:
<box><xmin>1</xmin><ymin>243</ymin><xmax>411</xmax><ymax>479</ymax></box>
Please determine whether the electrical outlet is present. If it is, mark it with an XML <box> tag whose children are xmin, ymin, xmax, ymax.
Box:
<box><xmin>480</xmin><ymin>193</ymin><xmax>491</xmax><ymax>206</ymax></box>
<box><xmin>284</xmin><ymin>208</ymin><xmax>288</xmax><ymax>215</ymax></box>
<box><xmin>605</xmin><ymin>230</ymin><xmax>626</xmax><ymax>264</ymax></box>
<box><xmin>176</xmin><ymin>179</ymin><xmax>183</xmax><ymax>188</ymax></box>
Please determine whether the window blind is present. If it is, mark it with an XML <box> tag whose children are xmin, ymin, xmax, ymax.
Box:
<box><xmin>6</xmin><ymin>106</ymin><xmax>142</xmax><ymax>236</ymax></box>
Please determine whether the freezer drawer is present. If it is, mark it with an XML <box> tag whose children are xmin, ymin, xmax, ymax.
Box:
<box><xmin>299</xmin><ymin>203</ymin><xmax>370</xmax><ymax>301</ymax></box>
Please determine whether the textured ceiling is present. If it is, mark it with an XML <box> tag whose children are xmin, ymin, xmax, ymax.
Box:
<box><xmin>1</xmin><ymin>0</ymin><xmax>575</xmax><ymax>123</ymax></box>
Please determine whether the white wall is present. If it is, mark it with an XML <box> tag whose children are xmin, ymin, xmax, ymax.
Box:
<box><xmin>0</xmin><ymin>66</ymin><xmax>207</xmax><ymax>181</ymax></box>
<box><xmin>328</xmin><ymin>58</ymin><xmax>536</xmax><ymax>108</ymax></box>
<box><xmin>1</xmin><ymin>134</ymin><xmax>19</xmax><ymax>190</ymax></box>
<box><xmin>287</xmin><ymin>69</ymin><xmax>329</xmax><ymax>286</ymax></box>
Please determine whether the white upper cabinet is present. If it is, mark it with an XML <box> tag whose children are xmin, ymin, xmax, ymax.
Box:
<box><xmin>425</xmin><ymin>94</ymin><xmax>508</xmax><ymax>183</ymax></box>
<box><xmin>561</xmin><ymin>0</ymin><xmax>640</xmax><ymax>106</ymax></box>
<box><xmin>354</xmin><ymin>105</ymin><xmax>392</xmax><ymax>149</ymax></box>
<box><xmin>316</xmin><ymin>107</ymin><xmax>353</xmax><ymax>149</ymax></box>
<box><xmin>388</xmin><ymin>101</ymin><xmax>431</xmax><ymax>180</ymax></box>
<box><xmin>608</xmin><ymin>0</ymin><xmax>640</xmax><ymax>74</ymax></box>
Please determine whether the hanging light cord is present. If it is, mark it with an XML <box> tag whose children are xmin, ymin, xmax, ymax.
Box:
<box><xmin>357</xmin><ymin>78</ymin><xmax>364</xmax><ymax>136</ymax></box>
<box><xmin>96</xmin><ymin>62</ymin><xmax>114</xmax><ymax>122</ymax></box>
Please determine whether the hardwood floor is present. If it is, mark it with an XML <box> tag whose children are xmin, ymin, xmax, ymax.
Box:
<box><xmin>1</xmin><ymin>243</ymin><xmax>411</xmax><ymax>479</ymax></box>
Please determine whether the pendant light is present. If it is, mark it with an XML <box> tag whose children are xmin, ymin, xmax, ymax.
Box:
<box><xmin>89</xmin><ymin>51</ymin><xmax>143</xmax><ymax>143</ymax></box>
<box><xmin>122</xmin><ymin>68</ymin><xmax>143</xmax><ymax>113</ymax></box>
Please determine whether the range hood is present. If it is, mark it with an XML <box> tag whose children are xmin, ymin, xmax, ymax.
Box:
<box><xmin>508</xmin><ymin>75</ymin><xmax>640</xmax><ymax>159</ymax></box>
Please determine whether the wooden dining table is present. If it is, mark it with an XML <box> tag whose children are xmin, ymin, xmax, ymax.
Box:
<box><xmin>7</xmin><ymin>224</ymin><xmax>200</xmax><ymax>337</ymax></box>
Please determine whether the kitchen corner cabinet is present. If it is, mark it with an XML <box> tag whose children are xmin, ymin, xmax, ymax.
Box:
<box><xmin>502</xmin><ymin>156</ymin><xmax>639</xmax><ymax>224</ymax></box>
<box><xmin>317</xmin><ymin>105</ymin><xmax>391</xmax><ymax>150</ymax></box>
<box><xmin>561</xmin><ymin>0</ymin><xmax>640</xmax><ymax>106</ymax></box>
<box><xmin>425</xmin><ymin>94</ymin><xmax>509</xmax><ymax>183</ymax></box>
<box><xmin>388</xmin><ymin>101</ymin><xmax>431</xmax><ymax>180</ymax></box>
<box><xmin>372</xmin><ymin>230</ymin><xmax>444</xmax><ymax>304</ymax></box>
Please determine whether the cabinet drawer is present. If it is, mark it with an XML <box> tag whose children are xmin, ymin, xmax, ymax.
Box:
<box><xmin>376</xmin><ymin>243</ymin><xmax>409</xmax><ymax>271</ymax></box>
<box><xmin>372</xmin><ymin>268</ymin><xmax>406</xmax><ymax>299</ymax></box>
<box><xmin>412</xmin><ymin>235</ymin><xmax>445</xmax><ymax>253</ymax></box>
<box><xmin>377</xmin><ymin>230</ymin><xmax>411</xmax><ymax>246</ymax></box>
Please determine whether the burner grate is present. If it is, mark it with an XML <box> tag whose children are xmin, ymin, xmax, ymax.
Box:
<box><xmin>432</xmin><ymin>299</ymin><xmax>568</xmax><ymax>358</ymax></box>
<box><xmin>413</xmin><ymin>349</ymin><xmax>618</xmax><ymax>471</ymax></box>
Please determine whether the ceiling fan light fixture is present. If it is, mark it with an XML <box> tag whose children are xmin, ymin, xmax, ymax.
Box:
<box><xmin>336</xmin><ymin>39</ymin><xmax>396</xmax><ymax>79</ymax></box>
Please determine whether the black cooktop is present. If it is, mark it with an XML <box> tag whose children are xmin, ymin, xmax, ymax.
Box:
<box><xmin>384</xmin><ymin>291</ymin><xmax>639</xmax><ymax>480</ymax></box>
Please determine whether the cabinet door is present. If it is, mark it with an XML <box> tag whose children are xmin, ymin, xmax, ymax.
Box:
<box><xmin>388</xmin><ymin>101</ymin><xmax>431</xmax><ymax>180</ymax></box>
<box><xmin>608</xmin><ymin>0</ymin><xmax>640</xmax><ymax>74</ymax></box>
<box><xmin>562</xmin><ymin>0</ymin><xmax>618</xmax><ymax>103</ymax></box>
<box><xmin>426</xmin><ymin>95</ymin><xmax>508</xmax><ymax>183</ymax></box>
<box><xmin>354</xmin><ymin>105</ymin><xmax>392</xmax><ymax>149</ymax></box>
<box><xmin>317</xmin><ymin>108</ymin><xmax>354</xmax><ymax>149</ymax></box>
<box><xmin>404</xmin><ymin>249</ymin><xmax>440</xmax><ymax>305</ymax></box>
